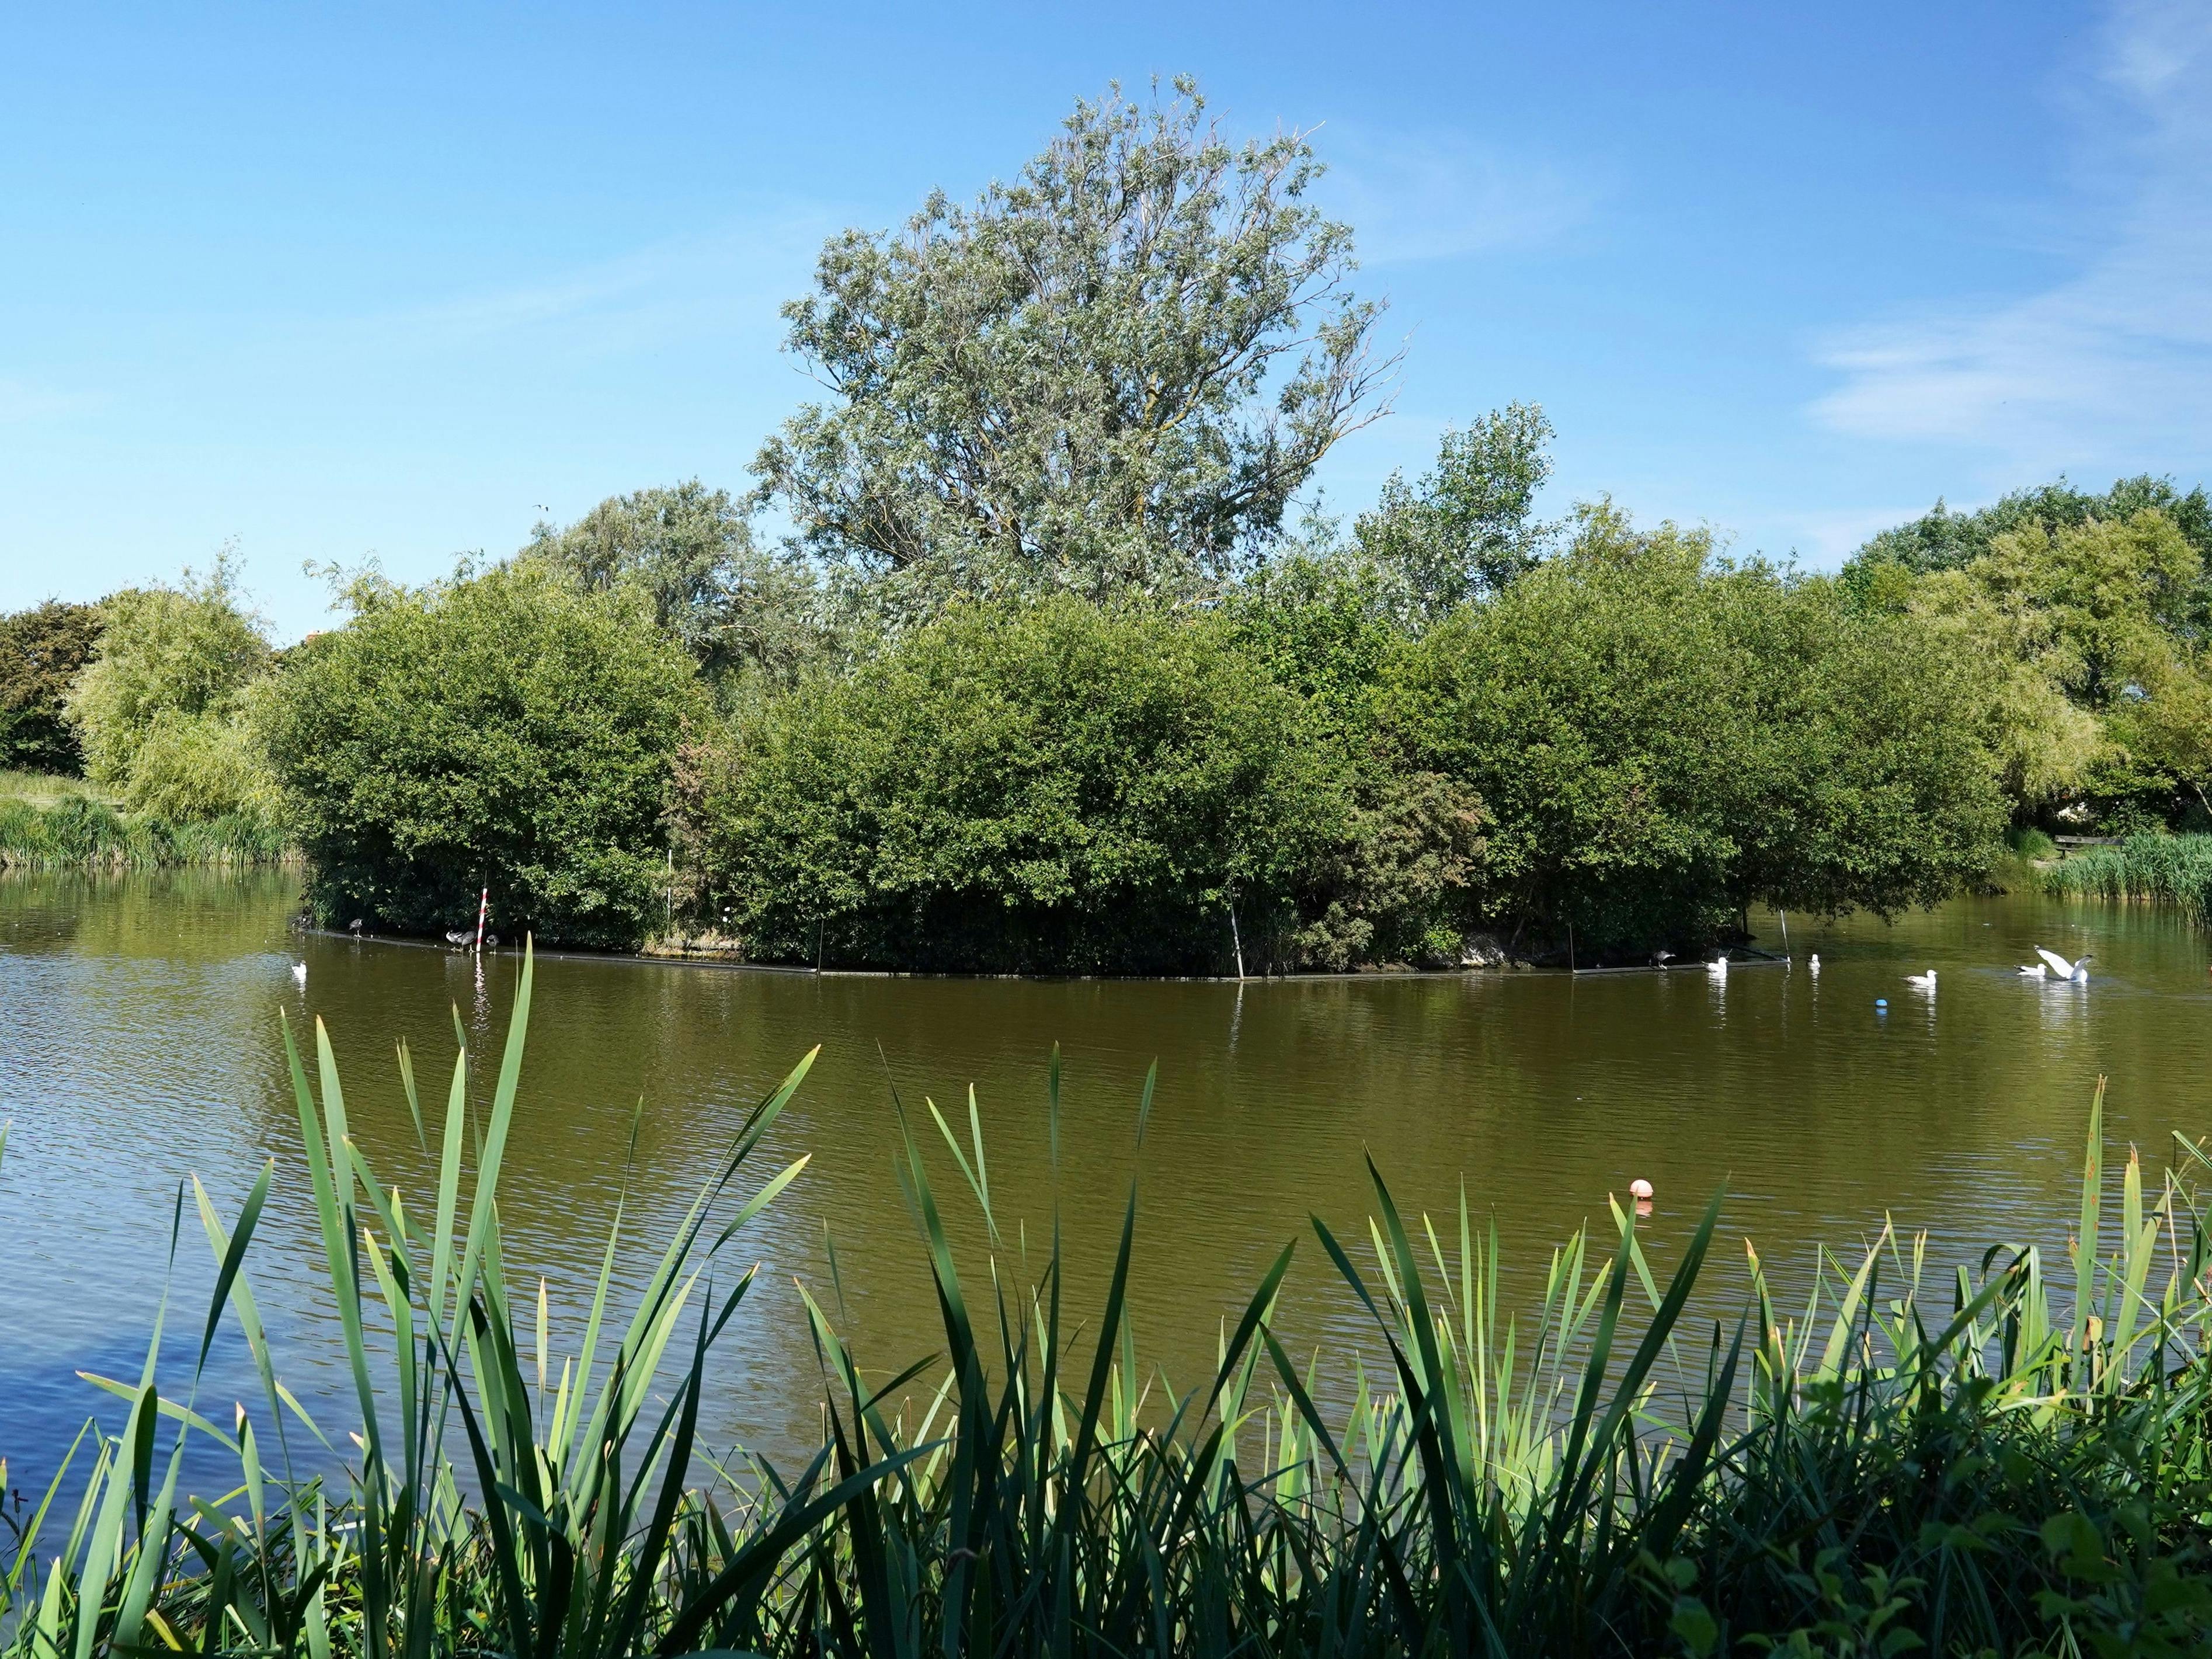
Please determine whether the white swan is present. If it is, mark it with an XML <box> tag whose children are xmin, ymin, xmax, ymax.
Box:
<box><xmin>2034</xmin><ymin>948</ymin><xmax>2093</xmax><ymax>983</ymax></box>
<box><xmin>1905</xmin><ymin>969</ymin><xmax>1936</xmax><ymax>990</ymax></box>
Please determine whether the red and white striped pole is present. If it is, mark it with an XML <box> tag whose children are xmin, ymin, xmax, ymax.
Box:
<box><xmin>474</xmin><ymin>886</ymin><xmax>489</xmax><ymax>952</ymax></box>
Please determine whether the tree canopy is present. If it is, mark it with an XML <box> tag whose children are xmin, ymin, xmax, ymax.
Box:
<box><xmin>521</xmin><ymin>481</ymin><xmax>822</xmax><ymax>694</ymax></box>
<box><xmin>0</xmin><ymin>600</ymin><xmax>104</xmax><ymax>774</ymax></box>
<box><xmin>1903</xmin><ymin>509</ymin><xmax>2209</xmax><ymax>815</ymax></box>
<box><xmin>1354</xmin><ymin>402</ymin><xmax>1560</xmax><ymax>616</ymax></box>
<box><xmin>753</xmin><ymin>78</ymin><xmax>1390</xmax><ymax>611</ymax></box>
<box><xmin>1851</xmin><ymin>474</ymin><xmax>2211</xmax><ymax>587</ymax></box>
<box><xmin>66</xmin><ymin>560</ymin><xmax>273</xmax><ymax>818</ymax></box>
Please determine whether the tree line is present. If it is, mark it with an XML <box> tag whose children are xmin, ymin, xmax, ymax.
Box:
<box><xmin>4</xmin><ymin>81</ymin><xmax>2206</xmax><ymax>968</ymax></box>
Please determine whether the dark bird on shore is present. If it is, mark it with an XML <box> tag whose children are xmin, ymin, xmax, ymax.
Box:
<box><xmin>1650</xmin><ymin>950</ymin><xmax>1674</xmax><ymax>968</ymax></box>
<box><xmin>444</xmin><ymin>928</ymin><xmax>475</xmax><ymax>947</ymax></box>
<box><xmin>348</xmin><ymin>918</ymin><xmax>364</xmax><ymax>935</ymax></box>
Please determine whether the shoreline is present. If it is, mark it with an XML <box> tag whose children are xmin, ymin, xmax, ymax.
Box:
<box><xmin>305</xmin><ymin>926</ymin><xmax>1794</xmax><ymax>983</ymax></box>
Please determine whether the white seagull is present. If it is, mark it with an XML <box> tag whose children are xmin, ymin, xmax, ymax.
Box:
<box><xmin>1905</xmin><ymin>969</ymin><xmax>1937</xmax><ymax>991</ymax></box>
<box><xmin>291</xmin><ymin>961</ymin><xmax>307</xmax><ymax>986</ymax></box>
<box><xmin>1808</xmin><ymin>952</ymin><xmax>1820</xmax><ymax>975</ymax></box>
<box><xmin>2033</xmin><ymin>948</ymin><xmax>2093</xmax><ymax>983</ymax></box>
<box><xmin>2018</xmin><ymin>961</ymin><xmax>2047</xmax><ymax>978</ymax></box>
<box><xmin>1707</xmin><ymin>954</ymin><xmax>1729</xmax><ymax>978</ymax></box>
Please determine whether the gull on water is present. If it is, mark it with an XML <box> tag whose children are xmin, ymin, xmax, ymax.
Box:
<box><xmin>2032</xmin><ymin>948</ymin><xmax>2092</xmax><ymax>984</ymax></box>
<box><xmin>1904</xmin><ymin>969</ymin><xmax>1936</xmax><ymax>991</ymax></box>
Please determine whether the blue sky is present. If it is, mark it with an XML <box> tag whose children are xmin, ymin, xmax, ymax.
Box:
<box><xmin>4</xmin><ymin>0</ymin><xmax>2207</xmax><ymax>640</ymax></box>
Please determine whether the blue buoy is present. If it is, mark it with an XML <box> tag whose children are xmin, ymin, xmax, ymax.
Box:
<box><xmin>1875</xmin><ymin>997</ymin><xmax>1888</xmax><ymax>1010</ymax></box>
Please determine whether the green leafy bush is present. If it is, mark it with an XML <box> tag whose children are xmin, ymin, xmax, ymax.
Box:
<box><xmin>1380</xmin><ymin>507</ymin><xmax>2002</xmax><ymax>953</ymax></box>
<box><xmin>260</xmin><ymin>565</ymin><xmax>705</xmax><ymax>947</ymax></box>
<box><xmin>678</xmin><ymin>596</ymin><xmax>1380</xmax><ymax>972</ymax></box>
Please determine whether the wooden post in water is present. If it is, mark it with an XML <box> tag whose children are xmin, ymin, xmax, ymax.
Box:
<box><xmin>1779</xmin><ymin>909</ymin><xmax>1790</xmax><ymax>952</ymax></box>
<box><xmin>474</xmin><ymin>887</ymin><xmax>488</xmax><ymax>952</ymax></box>
<box><xmin>1230</xmin><ymin>903</ymin><xmax>1247</xmax><ymax>982</ymax></box>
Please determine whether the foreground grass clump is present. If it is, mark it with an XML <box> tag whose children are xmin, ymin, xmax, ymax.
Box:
<box><xmin>0</xmin><ymin>792</ymin><xmax>287</xmax><ymax>869</ymax></box>
<box><xmin>2042</xmin><ymin>831</ymin><xmax>2212</xmax><ymax>925</ymax></box>
<box><xmin>6</xmin><ymin>952</ymin><xmax>2212</xmax><ymax>1655</ymax></box>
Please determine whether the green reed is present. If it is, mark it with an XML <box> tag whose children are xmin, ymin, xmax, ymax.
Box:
<box><xmin>6</xmin><ymin>949</ymin><xmax>2212</xmax><ymax>1655</ymax></box>
<box><xmin>0</xmin><ymin>795</ymin><xmax>289</xmax><ymax>870</ymax></box>
<box><xmin>2041</xmin><ymin>832</ymin><xmax>2212</xmax><ymax>927</ymax></box>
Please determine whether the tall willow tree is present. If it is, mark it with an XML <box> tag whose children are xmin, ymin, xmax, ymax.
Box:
<box><xmin>754</xmin><ymin>78</ymin><xmax>1392</xmax><ymax>610</ymax></box>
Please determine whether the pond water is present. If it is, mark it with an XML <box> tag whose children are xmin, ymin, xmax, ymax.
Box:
<box><xmin>3</xmin><ymin>868</ymin><xmax>2210</xmax><ymax>1487</ymax></box>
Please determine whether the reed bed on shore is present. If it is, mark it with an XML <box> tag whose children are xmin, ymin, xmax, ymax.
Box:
<box><xmin>6</xmin><ymin>946</ymin><xmax>2212</xmax><ymax>1655</ymax></box>
<box><xmin>2041</xmin><ymin>832</ymin><xmax>2212</xmax><ymax>927</ymax></box>
<box><xmin>0</xmin><ymin>794</ymin><xmax>288</xmax><ymax>869</ymax></box>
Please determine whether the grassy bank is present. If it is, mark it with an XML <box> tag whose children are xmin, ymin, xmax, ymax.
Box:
<box><xmin>6</xmin><ymin>952</ymin><xmax>2212</xmax><ymax>1655</ymax></box>
<box><xmin>2041</xmin><ymin>831</ymin><xmax>2212</xmax><ymax>925</ymax></box>
<box><xmin>0</xmin><ymin>788</ymin><xmax>289</xmax><ymax>870</ymax></box>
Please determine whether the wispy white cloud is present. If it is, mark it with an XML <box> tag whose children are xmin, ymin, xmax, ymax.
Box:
<box><xmin>1810</xmin><ymin>0</ymin><xmax>2212</xmax><ymax>481</ymax></box>
<box><xmin>1321</xmin><ymin>127</ymin><xmax>1592</xmax><ymax>266</ymax></box>
<box><xmin>351</xmin><ymin>205</ymin><xmax>843</xmax><ymax>357</ymax></box>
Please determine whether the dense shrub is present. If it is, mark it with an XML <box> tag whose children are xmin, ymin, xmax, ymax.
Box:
<box><xmin>677</xmin><ymin>597</ymin><xmax>1408</xmax><ymax>972</ymax></box>
<box><xmin>1379</xmin><ymin>509</ymin><xmax>2002</xmax><ymax>954</ymax></box>
<box><xmin>260</xmin><ymin>566</ymin><xmax>705</xmax><ymax>947</ymax></box>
